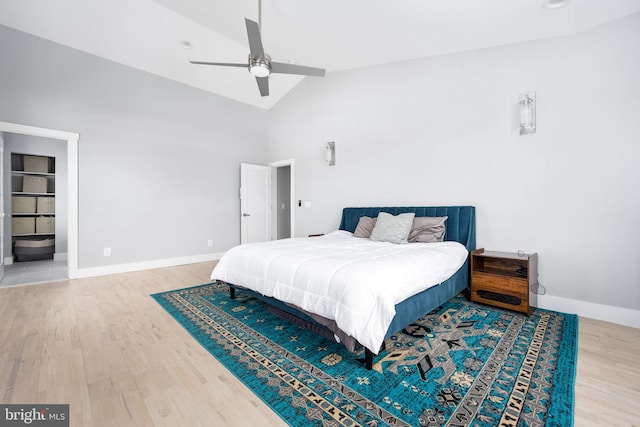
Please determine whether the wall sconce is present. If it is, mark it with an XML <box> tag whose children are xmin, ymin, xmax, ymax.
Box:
<box><xmin>325</xmin><ymin>141</ymin><xmax>335</xmax><ymax>166</ymax></box>
<box><xmin>519</xmin><ymin>92</ymin><xmax>536</xmax><ymax>135</ymax></box>
<box><xmin>541</xmin><ymin>0</ymin><xmax>570</xmax><ymax>10</ymax></box>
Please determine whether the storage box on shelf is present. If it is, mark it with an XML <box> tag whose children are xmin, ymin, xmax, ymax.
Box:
<box><xmin>12</xmin><ymin>217</ymin><xmax>36</xmax><ymax>235</ymax></box>
<box><xmin>22</xmin><ymin>176</ymin><xmax>48</xmax><ymax>194</ymax></box>
<box><xmin>35</xmin><ymin>217</ymin><xmax>55</xmax><ymax>234</ymax></box>
<box><xmin>23</xmin><ymin>155</ymin><xmax>50</xmax><ymax>173</ymax></box>
<box><xmin>12</xmin><ymin>196</ymin><xmax>36</xmax><ymax>214</ymax></box>
<box><xmin>470</xmin><ymin>248</ymin><xmax>538</xmax><ymax>315</ymax></box>
<box><xmin>36</xmin><ymin>197</ymin><xmax>55</xmax><ymax>213</ymax></box>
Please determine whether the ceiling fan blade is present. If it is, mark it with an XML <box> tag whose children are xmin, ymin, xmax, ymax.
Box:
<box><xmin>190</xmin><ymin>61</ymin><xmax>248</xmax><ymax>68</ymax></box>
<box><xmin>245</xmin><ymin>18</ymin><xmax>265</xmax><ymax>58</ymax></box>
<box><xmin>255</xmin><ymin>76</ymin><xmax>269</xmax><ymax>97</ymax></box>
<box><xmin>271</xmin><ymin>62</ymin><xmax>325</xmax><ymax>77</ymax></box>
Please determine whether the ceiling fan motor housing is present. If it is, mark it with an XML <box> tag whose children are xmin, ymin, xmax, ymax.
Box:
<box><xmin>249</xmin><ymin>54</ymin><xmax>271</xmax><ymax>77</ymax></box>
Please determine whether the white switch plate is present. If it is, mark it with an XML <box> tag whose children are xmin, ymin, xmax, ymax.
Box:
<box><xmin>103</xmin><ymin>247</ymin><xmax>111</xmax><ymax>257</ymax></box>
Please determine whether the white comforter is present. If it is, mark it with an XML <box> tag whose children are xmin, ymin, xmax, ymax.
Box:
<box><xmin>210</xmin><ymin>230</ymin><xmax>468</xmax><ymax>353</ymax></box>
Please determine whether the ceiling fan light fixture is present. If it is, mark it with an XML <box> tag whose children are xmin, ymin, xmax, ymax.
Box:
<box><xmin>249</xmin><ymin>57</ymin><xmax>271</xmax><ymax>77</ymax></box>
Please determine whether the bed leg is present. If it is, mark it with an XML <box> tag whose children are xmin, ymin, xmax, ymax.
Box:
<box><xmin>365</xmin><ymin>348</ymin><xmax>374</xmax><ymax>370</ymax></box>
<box><xmin>229</xmin><ymin>286</ymin><xmax>236</xmax><ymax>300</ymax></box>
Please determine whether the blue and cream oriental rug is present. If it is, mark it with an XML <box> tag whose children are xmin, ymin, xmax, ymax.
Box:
<box><xmin>152</xmin><ymin>282</ymin><xmax>577</xmax><ymax>427</ymax></box>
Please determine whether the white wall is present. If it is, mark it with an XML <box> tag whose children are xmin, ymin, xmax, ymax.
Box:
<box><xmin>268</xmin><ymin>14</ymin><xmax>640</xmax><ymax>314</ymax></box>
<box><xmin>0</xmin><ymin>24</ymin><xmax>268</xmax><ymax>270</ymax></box>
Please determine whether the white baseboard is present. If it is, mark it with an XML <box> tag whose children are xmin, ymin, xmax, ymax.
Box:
<box><xmin>72</xmin><ymin>252</ymin><xmax>224</xmax><ymax>279</ymax></box>
<box><xmin>536</xmin><ymin>293</ymin><xmax>640</xmax><ymax>329</ymax></box>
<box><xmin>4</xmin><ymin>256</ymin><xmax>13</xmax><ymax>266</ymax></box>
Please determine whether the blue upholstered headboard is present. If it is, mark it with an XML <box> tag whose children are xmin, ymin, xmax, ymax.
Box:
<box><xmin>339</xmin><ymin>206</ymin><xmax>476</xmax><ymax>251</ymax></box>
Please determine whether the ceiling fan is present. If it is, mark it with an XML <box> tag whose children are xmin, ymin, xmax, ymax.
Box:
<box><xmin>190</xmin><ymin>0</ymin><xmax>325</xmax><ymax>97</ymax></box>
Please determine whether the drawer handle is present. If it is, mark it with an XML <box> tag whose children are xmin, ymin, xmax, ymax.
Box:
<box><xmin>477</xmin><ymin>290</ymin><xmax>521</xmax><ymax>306</ymax></box>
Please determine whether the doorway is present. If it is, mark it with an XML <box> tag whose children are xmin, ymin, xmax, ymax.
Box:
<box><xmin>275</xmin><ymin>165</ymin><xmax>291</xmax><ymax>239</ymax></box>
<box><xmin>269</xmin><ymin>159</ymin><xmax>294</xmax><ymax>240</ymax></box>
<box><xmin>0</xmin><ymin>121</ymin><xmax>78</xmax><ymax>284</ymax></box>
<box><xmin>2</xmin><ymin>136</ymin><xmax>67</xmax><ymax>286</ymax></box>
<box><xmin>239</xmin><ymin>159</ymin><xmax>294</xmax><ymax>244</ymax></box>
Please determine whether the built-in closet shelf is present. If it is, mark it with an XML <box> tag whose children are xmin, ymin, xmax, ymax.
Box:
<box><xmin>10</xmin><ymin>153</ymin><xmax>57</xmax><ymax>261</ymax></box>
<box><xmin>11</xmin><ymin>171</ymin><xmax>56</xmax><ymax>177</ymax></box>
<box><xmin>12</xmin><ymin>192</ymin><xmax>55</xmax><ymax>196</ymax></box>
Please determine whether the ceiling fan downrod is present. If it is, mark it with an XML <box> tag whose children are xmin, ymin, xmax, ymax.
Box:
<box><xmin>258</xmin><ymin>0</ymin><xmax>262</xmax><ymax>34</ymax></box>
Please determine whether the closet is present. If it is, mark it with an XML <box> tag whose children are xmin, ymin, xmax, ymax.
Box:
<box><xmin>10</xmin><ymin>153</ymin><xmax>56</xmax><ymax>261</ymax></box>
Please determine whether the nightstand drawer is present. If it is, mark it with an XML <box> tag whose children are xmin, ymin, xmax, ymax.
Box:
<box><xmin>471</xmin><ymin>273</ymin><xmax>528</xmax><ymax>299</ymax></box>
<box><xmin>471</xmin><ymin>273</ymin><xmax>530</xmax><ymax>313</ymax></box>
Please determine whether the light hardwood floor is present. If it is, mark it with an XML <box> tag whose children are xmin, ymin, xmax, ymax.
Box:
<box><xmin>0</xmin><ymin>262</ymin><xmax>638</xmax><ymax>426</ymax></box>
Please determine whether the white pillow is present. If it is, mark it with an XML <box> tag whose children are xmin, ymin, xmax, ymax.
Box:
<box><xmin>369</xmin><ymin>212</ymin><xmax>416</xmax><ymax>244</ymax></box>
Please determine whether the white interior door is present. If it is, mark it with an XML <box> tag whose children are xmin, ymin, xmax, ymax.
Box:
<box><xmin>240</xmin><ymin>163</ymin><xmax>271</xmax><ymax>244</ymax></box>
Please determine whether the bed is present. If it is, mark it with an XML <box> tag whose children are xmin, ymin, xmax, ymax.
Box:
<box><xmin>211</xmin><ymin>206</ymin><xmax>476</xmax><ymax>369</ymax></box>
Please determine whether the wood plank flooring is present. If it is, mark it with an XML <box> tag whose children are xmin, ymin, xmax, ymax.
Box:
<box><xmin>0</xmin><ymin>262</ymin><xmax>638</xmax><ymax>426</ymax></box>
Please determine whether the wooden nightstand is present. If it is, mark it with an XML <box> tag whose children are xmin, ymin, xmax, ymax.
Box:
<box><xmin>470</xmin><ymin>248</ymin><xmax>538</xmax><ymax>315</ymax></box>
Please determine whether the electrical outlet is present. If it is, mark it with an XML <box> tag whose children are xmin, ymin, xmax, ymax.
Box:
<box><xmin>207</xmin><ymin>239</ymin><xmax>213</xmax><ymax>247</ymax></box>
<box><xmin>103</xmin><ymin>247</ymin><xmax>111</xmax><ymax>257</ymax></box>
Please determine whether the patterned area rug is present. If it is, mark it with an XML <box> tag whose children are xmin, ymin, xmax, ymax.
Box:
<box><xmin>152</xmin><ymin>282</ymin><xmax>577</xmax><ymax>427</ymax></box>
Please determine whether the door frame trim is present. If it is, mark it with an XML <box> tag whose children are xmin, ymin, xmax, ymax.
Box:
<box><xmin>0</xmin><ymin>121</ymin><xmax>79</xmax><ymax>278</ymax></box>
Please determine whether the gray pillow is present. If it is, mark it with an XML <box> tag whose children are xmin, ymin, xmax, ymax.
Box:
<box><xmin>353</xmin><ymin>216</ymin><xmax>377</xmax><ymax>238</ymax></box>
<box><xmin>369</xmin><ymin>212</ymin><xmax>415</xmax><ymax>244</ymax></box>
<box><xmin>408</xmin><ymin>216</ymin><xmax>448</xmax><ymax>243</ymax></box>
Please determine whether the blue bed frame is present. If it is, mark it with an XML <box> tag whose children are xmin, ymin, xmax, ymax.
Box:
<box><xmin>227</xmin><ymin>206</ymin><xmax>476</xmax><ymax>369</ymax></box>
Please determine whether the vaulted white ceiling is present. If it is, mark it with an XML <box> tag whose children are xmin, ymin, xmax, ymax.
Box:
<box><xmin>1</xmin><ymin>0</ymin><xmax>639</xmax><ymax>109</ymax></box>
